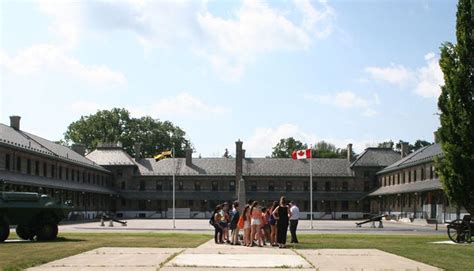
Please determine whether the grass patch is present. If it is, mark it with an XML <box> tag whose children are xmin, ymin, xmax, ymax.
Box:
<box><xmin>0</xmin><ymin>232</ymin><xmax>210</xmax><ymax>271</ymax></box>
<box><xmin>292</xmin><ymin>234</ymin><xmax>474</xmax><ymax>271</ymax></box>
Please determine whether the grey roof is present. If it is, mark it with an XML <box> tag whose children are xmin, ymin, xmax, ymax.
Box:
<box><xmin>0</xmin><ymin>171</ymin><xmax>117</xmax><ymax>195</ymax></box>
<box><xmin>0</xmin><ymin>123</ymin><xmax>108</xmax><ymax>172</ymax></box>
<box><xmin>135</xmin><ymin>158</ymin><xmax>353</xmax><ymax>177</ymax></box>
<box><xmin>368</xmin><ymin>178</ymin><xmax>442</xmax><ymax>196</ymax></box>
<box><xmin>377</xmin><ymin>144</ymin><xmax>443</xmax><ymax>175</ymax></box>
<box><xmin>350</xmin><ymin>148</ymin><xmax>401</xmax><ymax>168</ymax></box>
<box><xmin>87</xmin><ymin>148</ymin><xmax>136</xmax><ymax>166</ymax></box>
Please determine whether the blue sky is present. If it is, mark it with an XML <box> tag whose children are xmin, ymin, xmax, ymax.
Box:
<box><xmin>0</xmin><ymin>0</ymin><xmax>457</xmax><ymax>157</ymax></box>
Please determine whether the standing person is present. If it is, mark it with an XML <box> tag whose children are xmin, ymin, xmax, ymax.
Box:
<box><xmin>242</xmin><ymin>204</ymin><xmax>251</xmax><ymax>246</ymax></box>
<box><xmin>229</xmin><ymin>201</ymin><xmax>240</xmax><ymax>245</ymax></box>
<box><xmin>212</xmin><ymin>205</ymin><xmax>223</xmax><ymax>244</ymax></box>
<box><xmin>272</xmin><ymin>196</ymin><xmax>290</xmax><ymax>248</ymax></box>
<box><xmin>250</xmin><ymin>201</ymin><xmax>264</xmax><ymax>247</ymax></box>
<box><xmin>289</xmin><ymin>201</ymin><xmax>300</xmax><ymax>244</ymax></box>
<box><xmin>269</xmin><ymin>201</ymin><xmax>278</xmax><ymax>246</ymax></box>
<box><xmin>221</xmin><ymin>202</ymin><xmax>230</xmax><ymax>243</ymax></box>
<box><xmin>261</xmin><ymin>207</ymin><xmax>271</xmax><ymax>245</ymax></box>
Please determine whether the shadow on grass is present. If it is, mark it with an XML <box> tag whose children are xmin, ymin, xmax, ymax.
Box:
<box><xmin>4</xmin><ymin>237</ymin><xmax>85</xmax><ymax>244</ymax></box>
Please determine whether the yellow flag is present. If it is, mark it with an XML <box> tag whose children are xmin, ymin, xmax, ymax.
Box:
<box><xmin>154</xmin><ymin>150</ymin><xmax>172</xmax><ymax>161</ymax></box>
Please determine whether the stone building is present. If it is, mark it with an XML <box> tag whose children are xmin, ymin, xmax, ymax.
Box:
<box><xmin>1</xmin><ymin>115</ymin><xmax>406</xmax><ymax>220</ymax></box>
<box><xmin>369</xmin><ymin>143</ymin><xmax>466</xmax><ymax>222</ymax></box>
<box><xmin>0</xmin><ymin>116</ymin><xmax>116</xmax><ymax>219</ymax></box>
<box><xmin>87</xmin><ymin>141</ymin><xmax>401</xmax><ymax>219</ymax></box>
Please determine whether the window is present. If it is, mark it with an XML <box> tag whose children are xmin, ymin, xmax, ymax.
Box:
<box><xmin>59</xmin><ymin>166</ymin><xmax>63</xmax><ymax>179</ymax></box>
<box><xmin>139</xmin><ymin>180</ymin><xmax>146</xmax><ymax>191</ymax></box>
<box><xmin>121</xmin><ymin>181</ymin><xmax>125</xmax><ymax>189</ymax></box>
<box><xmin>179</xmin><ymin>181</ymin><xmax>184</xmax><ymax>190</ymax></box>
<box><xmin>420</xmin><ymin>167</ymin><xmax>425</xmax><ymax>180</ymax></box>
<box><xmin>408</xmin><ymin>171</ymin><xmax>411</xmax><ymax>183</ymax></box>
<box><xmin>363</xmin><ymin>171</ymin><xmax>370</xmax><ymax>177</ymax></box>
<box><xmin>83</xmin><ymin>172</ymin><xmax>86</xmax><ymax>183</ymax></box>
<box><xmin>397</xmin><ymin>173</ymin><xmax>400</xmax><ymax>184</ymax></box>
<box><xmin>27</xmin><ymin>159</ymin><xmax>31</xmax><ymax>174</ymax></box>
<box><xmin>342</xmin><ymin>201</ymin><xmax>349</xmax><ymax>211</ymax></box>
<box><xmin>156</xmin><ymin>181</ymin><xmax>163</xmax><ymax>191</ymax></box>
<box><xmin>402</xmin><ymin>172</ymin><xmax>405</xmax><ymax>184</ymax></box>
<box><xmin>51</xmin><ymin>165</ymin><xmax>56</xmax><ymax>177</ymax></box>
<box><xmin>121</xmin><ymin>199</ymin><xmax>126</xmax><ymax>207</ymax></box>
<box><xmin>71</xmin><ymin>169</ymin><xmax>75</xmax><ymax>180</ymax></box>
<box><xmin>229</xmin><ymin>181</ymin><xmax>235</xmax><ymax>191</ymax></box>
<box><xmin>413</xmin><ymin>170</ymin><xmax>417</xmax><ymax>182</ymax></box>
<box><xmin>364</xmin><ymin>181</ymin><xmax>370</xmax><ymax>191</ymax></box>
<box><xmin>286</xmin><ymin>181</ymin><xmax>292</xmax><ymax>191</ymax></box>
<box><xmin>342</xmin><ymin>181</ymin><xmax>348</xmax><ymax>191</ymax></box>
<box><xmin>312</xmin><ymin>181</ymin><xmax>317</xmax><ymax>191</ymax></box>
<box><xmin>303</xmin><ymin>181</ymin><xmax>309</xmax><ymax>191</ymax></box>
<box><xmin>268</xmin><ymin>181</ymin><xmax>274</xmax><ymax>191</ymax></box>
<box><xmin>5</xmin><ymin>154</ymin><xmax>10</xmax><ymax>170</ymax></box>
<box><xmin>43</xmin><ymin>163</ymin><xmax>47</xmax><ymax>177</ymax></box>
<box><xmin>210</xmin><ymin>181</ymin><xmax>218</xmax><ymax>191</ymax></box>
<box><xmin>66</xmin><ymin>168</ymin><xmax>70</xmax><ymax>180</ymax></box>
<box><xmin>117</xmin><ymin>169</ymin><xmax>123</xmax><ymax>177</ymax></box>
<box><xmin>251</xmin><ymin>181</ymin><xmax>257</xmax><ymax>191</ymax></box>
<box><xmin>194</xmin><ymin>181</ymin><xmax>201</xmax><ymax>191</ymax></box>
<box><xmin>16</xmin><ymin>157</ymin><xmax>21</xmax><ymax>171</ymax></box>
<box><xmin>88</xmin><ymin>173</ymin><xmax>91</xmax><ymax>183</ymax></box>
<box><xmin>325</xmin><ymin>181</ymin><xmax>330</xmax><ymax>191</ymax></box>
<box><xmin>138</xmin><ymin>200</ymin><xmax>146</xmax><ymax>211</ymax></box>
<box><xmin>430</xmin><ymin>166</ymin><xmax>434</xmax><ymax>179</ymax></box>
<box><xmin>34</xmin><ymin>161</ymin><xmax>39</xmax><ymax>175</ymax></box>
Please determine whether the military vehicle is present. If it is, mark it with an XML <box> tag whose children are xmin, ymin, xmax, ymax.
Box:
<box><xmin>0</xmin><ymin>182</ymin><xmax>72</xmax><ymax>242</ymax></box>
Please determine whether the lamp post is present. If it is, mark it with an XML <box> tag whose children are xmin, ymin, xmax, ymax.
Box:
<box><xmin>169</xmin><ymin>131</ymin><xmax>176</xmax><ymax>229</ymax></box>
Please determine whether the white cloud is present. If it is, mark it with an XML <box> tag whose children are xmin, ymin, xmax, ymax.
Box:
<box><xmin>304</xmin><ymin>91</ymin><xmax>377</xmax><ymax>117</ymax></box>
<box><xmin>364</xmin><ymin>52</ymin><xmax>444</xmax><ymax>98</ymax></box>
<box><xmin>0</xmin><ymin>44</ymin><xmax>127</xmax><ymax>87</ymax></box>
<box><xmin>415</xmin><ymin>52</ymin><xmax>444</xmax><ymax>98</ymax></box>
<box><xmin>364</xmin><ymin>64</ymin><xmax>415</xmax><ymax>87</ymax></box>
<box><xmin>35</xmin><ymin>0</ymin><xmax>336</xmax><ymax>82</ymax></box>
<box><xmin>68</xmin><ymin>92</ymin><xmax>229</xmax><ymax>119</ymax></box>
<box><xmin>242</xmin><ymin>123</ymin><xmax>387</xmax><ymax>157</ymax></box>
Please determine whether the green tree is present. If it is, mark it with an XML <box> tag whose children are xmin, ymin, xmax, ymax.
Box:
<box><xmin>64</xmin><ymin>108</ymin><xmax>191</xmax><ymax>157</ymax></box>
<box><xmin>436</xmin><ymin>0</ymin><xmax>474</xmax><ymax>215</ymax></box>
<box><xmin>271</xmin><ymin>137</ymin><xmax>307</xmax><ymax>158</ymax></box>
<box><xmin>312</xmin><ymin>141</ymin><xmax>346</xmax><ymax>158</ymax></box>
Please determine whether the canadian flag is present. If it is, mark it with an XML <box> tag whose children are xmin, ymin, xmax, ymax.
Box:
<box><xmin>291</xmin><ymin>149</ymin><xmax>312</xmax><ymax>160</ymax></box>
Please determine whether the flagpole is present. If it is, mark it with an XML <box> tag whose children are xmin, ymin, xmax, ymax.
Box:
<box><xmin>172</xmin><ymin>146</ymin><xmax>176</xmax><ymax>229</ymax></box>
<box><xmin>310</xmin><ymin>148</ymin><xmax>313</xmax><ymax>230</ymax></box>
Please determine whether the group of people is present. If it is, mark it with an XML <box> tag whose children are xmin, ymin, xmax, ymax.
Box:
<box><xmin>210</xmin><ymin>196</ymin><xmax>300</xmax><ymax>249</ymax></box>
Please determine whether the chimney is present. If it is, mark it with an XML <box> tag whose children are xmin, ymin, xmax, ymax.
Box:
<box><xmin>10</xmin><ymin>116</ymin><xmax>21</xmax><ymax>130</ymax></box>
<box><xmin>71</xmin><ymin>144</ymin><xmax>86</xmax><ymax>156</ymax></box>
<box><xmin>185</xmin><ymin>148</ymin><xmax>193</xmax><ymax>166</ymax></box>
<box><xmin>134</xmin><ymin>143</ymin><xmax>141</xmax><ymax>162</ymax></box>
<box><xmin>236</xmin><ymin>140</ymin><xmax>243</xmax><ymax>180</ymax></box>
<box><xmin>347</xmin><ymin>143</ymin><xmax>353</xmax><ymax>162</ymax></box>
<box><xmin>401</xmin><ymin>142</ymin><xmax>409</xmax><ymax>158</ymax></box>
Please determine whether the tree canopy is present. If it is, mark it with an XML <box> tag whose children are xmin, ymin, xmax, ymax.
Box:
<box><xmin>436</xmin><ymin>0</ymin><xmax>474</xmax><ymax>215</ymax></box>
<box><xmin>378</xmin><ymin>139</ymin><xmax>432</xmax><ymax>153</ymax></box>
<box><xmin>64</xmin><ymin>108</ymin><xmax>191</xmax><ymax>157</ymax></box>
<box><xmin>271</xmin><ymin>138</ymin><xmax>350</xmax><ymax>158</ymax></box>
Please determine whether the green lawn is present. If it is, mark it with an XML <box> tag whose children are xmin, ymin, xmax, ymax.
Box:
<box><xmin>292</xmin><ymin>234</ymin><xmax>474</xmax><ymax>271</ymax></box>
<box><xmin>0</xmin><ymin>232</ymin><xmax>211</xmax><ymax>271</ymax></box>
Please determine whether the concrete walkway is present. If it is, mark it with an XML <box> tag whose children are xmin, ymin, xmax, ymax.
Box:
<box><xmin>28</xmin><ymin>239</ymin><xmax>442</xmax><ymax>271</ymax></box>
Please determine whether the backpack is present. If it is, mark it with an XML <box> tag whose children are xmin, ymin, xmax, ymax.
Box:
<box><xmin>209</xmin><ymin>212</ymin><xmax>216</xmax><ymax>226</ymax></box>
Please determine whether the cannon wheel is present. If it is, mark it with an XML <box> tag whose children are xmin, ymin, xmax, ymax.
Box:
<box><xmin>16</xmin><ymin>225</ymin><xmax>35</xmax><ymax>241</ymax></box>
<box><xmin>0</xmin><ymin>218</ymin><xmax>9</xmax><ymax>242</ymax></box>
<box><xmin>36</xmin><ymin>223</ymin><xmax>58</xmax><ymax>241</ymax></box>
<box><xmin>447</xmin><ymin>219</ymin><xmax>467</xmax><ymax>243</ymax></box>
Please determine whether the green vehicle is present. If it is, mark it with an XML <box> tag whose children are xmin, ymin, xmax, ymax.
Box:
<box><xmin>0</xmin><ymin>187</ymin><xmax>73</xmax><ymax>242</ymax></box>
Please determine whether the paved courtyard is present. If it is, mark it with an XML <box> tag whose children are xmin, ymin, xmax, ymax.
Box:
<box><xmin>59</xmin><ymin>218</ymin><xmax>445</xmax><ymax>235</ymax></box>
<box><xmin>27</xmin><ymin>239</ymin><xmax>442</xmax><ymax>271</ymax></box>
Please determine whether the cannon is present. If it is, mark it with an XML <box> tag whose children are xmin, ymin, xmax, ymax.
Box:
<box><xmin>100</xmin><ymin>214</ymin><xmax>127</xmax><ymax>226</ymax></box>
<box><xmin>447</xmin><ymin>215</ymin><xmax>473</xmax><ymax>243</ymax></box>
<box><xmin>356</xmin><ymin>214</ymin><xmax>387</xmax><ymax>228</ymax></box>
<box><xmin>0</xmin><ymin>183</ymin><xmax>72</xmax><ymax>242</ymax></box>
